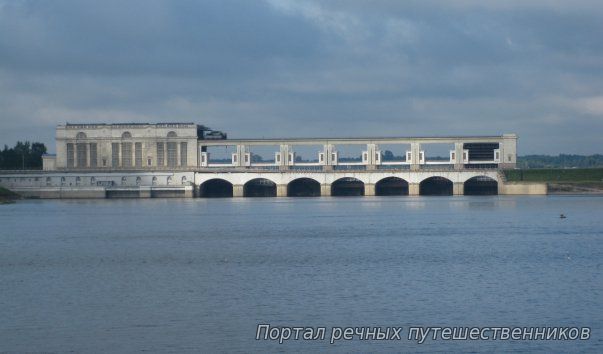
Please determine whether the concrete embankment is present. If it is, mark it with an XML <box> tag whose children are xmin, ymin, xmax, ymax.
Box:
<box><xmin>9</xmin><ymin>186</ymin><xmax>194</xmax><ymax>199</ymax></box>
<box><xmin>498</xmin><ymin>182</ymin><xmax>548</xmax><ymax>195</ymax></box>
<box><xmin>503</xmin><ymin>168</ymin><xmax>603</xmax><ymax>195</ymax></box>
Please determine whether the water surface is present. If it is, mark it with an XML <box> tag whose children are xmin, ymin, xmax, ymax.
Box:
<box><xmin>1</xmin><ymin>196</ymin><xmax>602</xmax><ymax>353</ymax></box>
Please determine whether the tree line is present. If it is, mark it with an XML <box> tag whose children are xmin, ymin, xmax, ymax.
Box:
<box><xmin>0</xmin><ymin>142</ymin><xmax>47</xmax><ymax>170</ymax></box>
<box><xmin>517</xmin><ymin>154</ymin><xmax>603</xmax><ymax>168</ymax></box>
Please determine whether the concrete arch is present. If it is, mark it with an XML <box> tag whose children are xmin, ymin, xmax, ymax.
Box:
<box><xmin>240</xmin><ymin>175</ymin><xmax>280</xmax><ymax>186</ymax></box>
<box><xmin>325</xmin><ymin>174</ymin><xmax>371</xmax><ymax>184</ymax></box>
<box><xmin>244</xmin><ymin>178</ymin><xmax>276</xmax><ymax>197</ymax></box>
<box><xmin>287</xmin><ymin>177</ymin><xmax>321</xmax><ymax>197</ymax></box>
<box><xmin>281</xmin><ymin>175</ymin><xmax>322</xmax><ymax>185</ymax></box>
<box><xmin>200</xmin><ymin>178</ymin><xmax>233</xmax><ymax>198</ymax></box>
<box><xmin>420</xmin><ymin>176</ymin><xmax>453</xmax><ymax>196</ymax></box>
<box><xmin>464</xmin><ymin>175</ymin><xmax>498</xmax><ymax>195</ymax></box>
<box><xmin>459</xmin><ymin>172</ymin><xmax>499</xmax><ymax>183</ymax></box>
<box><xmin>196</xmin><ymin>174</ymin><xmax>239</xmax><ymax>187</ymax></box>
<box><xmin>331</xmin><ymin>177</ymin><xmax>364</xmax><ymax>196</ymax></box>
<box><xmin>375</xmin><ymin>176</ymin><xmax>409</xmax><ymax>196</ymax></box>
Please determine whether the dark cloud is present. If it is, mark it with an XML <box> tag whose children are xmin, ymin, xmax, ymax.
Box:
<box><xmin>0</xmin><ymin>0</ymin><xmax>601</xmax><ymax>154</ymax></box>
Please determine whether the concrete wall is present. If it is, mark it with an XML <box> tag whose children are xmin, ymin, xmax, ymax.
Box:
<box><xmin>499</xmin><ymin>182</ymin><xmax>547</xmax><ymax>195</ymax></box>
<box><xmin>42</xmin><ymin>155</ymin><xmax>56</xmax><ymax>171</ymax></box>
<box><xmin>0</xmin><ymin>169</ymin><xmax>548</xmax><ymax>198</ymax></box>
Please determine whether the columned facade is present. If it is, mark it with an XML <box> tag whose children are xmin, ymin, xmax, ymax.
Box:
<box><xmin>55</xmin><ymin>123</ymin><xmax>198</xmax><ymax>170</ymax></box>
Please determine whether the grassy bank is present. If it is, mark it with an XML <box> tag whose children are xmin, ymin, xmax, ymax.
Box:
<box><xmin>0</xmin><ymin>186</ymin><xmax>20</xmax><ymax>204</ymax></box>
<box><xmin>504</xmin><ymin>168</ymin><xmax>603</xmax><ymax>182</ymax></box>
<box><xmin>504</xmin><ymin>168</ymin><xmax>603</xmax><ymax>194</ymax></box>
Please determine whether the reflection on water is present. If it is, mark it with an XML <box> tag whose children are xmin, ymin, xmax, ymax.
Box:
<box><xmin>0</xmin><ymin>196</ymin><xmax>602</xmax><ymax>353</ymax></box>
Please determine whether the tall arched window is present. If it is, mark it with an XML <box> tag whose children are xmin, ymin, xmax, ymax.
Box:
<box><xmin>121</xmin><ymin>132</ymin><xmax>132</xmax><ymax>167</ymax></box>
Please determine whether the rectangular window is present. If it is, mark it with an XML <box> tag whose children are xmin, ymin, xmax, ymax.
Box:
<box><xmin>122</xmin><ymin>142</ymin><xmax>132</xmax><ymax>167</ymax></box>
<box><xmin>180</xmin><ymin>142</ymin><xmax>187</xmax><ymax>166</ymax></box>
<box><xmin>112</xmin><ymin>143</ymin><xmax>120</xmax><ymax>167</ymax></box>
<box><xmin>89</xmin><ymin>143</ymin><xmax>97</xmax><ymax>167</ymax></box>
<box><xmin>157</xmin><ymin>142</ymin><xmax>164</xmax><ymax>166</ymax></box>
<box><xmin>67</xmin><ymin>143</ymin><xmax>75</xmax><ymax>168</ymax></box>
<box><xmin>167</xmin><ymin>142</ymin><xmax>177</xmax><ymax>167</ymax></box>
<box><xmin>135</xmin><ymin>142</ymin><xmax>142</xmax><ymax>168</ymax></box>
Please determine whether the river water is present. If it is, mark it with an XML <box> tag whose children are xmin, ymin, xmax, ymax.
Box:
<box><xmin>1</xmin><ymin>196</ymin><xmax>602</xmax><ymax>353</ymax></box>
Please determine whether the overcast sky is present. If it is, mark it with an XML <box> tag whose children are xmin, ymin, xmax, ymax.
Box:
<box><xmin>1</xmin><ymin>0</ymin><xmax>602</xmax><ymax>154</ymax></box>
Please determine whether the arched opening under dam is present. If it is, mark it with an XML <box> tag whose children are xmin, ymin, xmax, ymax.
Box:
<box><xmin>200</xmin><ymin>179</ymin><xmax>233</xmax><ymax>198</ymax></box>
<box><xmin>375</xmin><ymin>177</ymin><xmax>409</xmax><ymax>196</ymax></box>
<box><xmin>244</xmin><ymin>178</ymin><xmax>276</xmax><ymax>197</ymax></box>
<box><xmin>287</xmin><ymin>178</ymin><xmax>321</xmax><ymax>197</ymax></box>
<box><xmin>331</xmin><ymin>177</ymin><xmax>364</xmax><ymax>196</ymax></box>
<box><xmin>464</xmin><ymin>176</ymin><xmax>498</xmax><ymax>195</ymax></box>
<box><xmin>420</xmin><ymin>176</ymin><xmax>453</xmax><ymax>196</ymax></box>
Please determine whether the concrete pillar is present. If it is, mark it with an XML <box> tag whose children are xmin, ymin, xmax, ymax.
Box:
<box><xmin>233</xmin><ymin>184</ymin><xmax>244</xmax><ymax>197</ymax></box>
<box><xmin>498</xmin><ymin>181</ymin><xmax>505</xmax><ymax>195</ymax></box>
<box><xmin>365</xmin><ymin>143</ymin><xmax>377</xmax><ymax>170</ymax></box>
<box><xmin>277</xmin><ymin>184</ymin><xmax>287</xmax><ymax>197</ymax></box>
<box><xmin>322</xmin><ymin>165</ymin><xmax>333</xmax><ymax>172</ymax></box>
<box><xmin>409</xmin><ymin>183</ymin><xmax>420</xmax><ymax>196</ymax></box>
<box><xmin>499</xmin><ymin>134</ymin><xmax>518</xmax><ymax>169</ymax></box>
<box><xmin>410</xmin><ymin>142</ymin><xmax>421</xmax><ymax>171</ymax></box>
<box><xmin>321</xmin><ymin>184</ymin><xmax>331</xmax><ymax>196</ymax></box>
<box><xmin>279</xmin><ymin>144</ymin><xmax>290</xmax><ymax>171</ymax></box>
<box><xmin>453</xmin><ymin>182</ymin><xmax>464</xmax><ymax>196</ymax></box>
<box><xmin>118</xmin><ymin>142</ymin><xmax>122</xmax><ymax>168</ymax></box>
<box><xmin>454</xmin><ymin>142</ymin><xmax>464</xmax><ymax>170</ymax></box>
<box><xmin>140</xmin><ymin>187</ymin><xmax>152</xmax><ymax>198</ymax></box>
<box><xmin>87</xmin><ymin>143</ymin><xmax>91</xmax><ymax>168</ymax></box>
<box><xmin>364</xmin><ymin>183</ymin><xmax>375</xmax><ymax>196</ymax></box>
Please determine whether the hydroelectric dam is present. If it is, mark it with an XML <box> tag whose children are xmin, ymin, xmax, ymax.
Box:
<box><xmin>0</xmin><ymin>123</ymin><xmax>547</xmax><ymax>198</ymax></box>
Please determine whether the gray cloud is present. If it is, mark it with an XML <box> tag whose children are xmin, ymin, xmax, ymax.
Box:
<box><xmin>0</xmin><ymin>0</ymin><xmax>602</xmax><ymax>154</ymax></box>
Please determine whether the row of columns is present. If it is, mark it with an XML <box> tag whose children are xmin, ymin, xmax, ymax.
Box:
<box><xmin>217</xmin><ymin>142</ymin><xmax>471</xmax><ymax>170</ymax></box>
<box><xmin>227</xmin><ymin>182</ymin><xmax>465</xmax><ymax>197</ymax></box>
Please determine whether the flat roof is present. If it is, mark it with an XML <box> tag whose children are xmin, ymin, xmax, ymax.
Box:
<box><xmin>64</xmin><ymin>122</ymin><xmax>196</xmax><ymax>126</ymax></box>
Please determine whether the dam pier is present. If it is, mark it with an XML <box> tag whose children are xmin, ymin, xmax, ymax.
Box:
<box><xmin>0</xmin><ymin>123</ymin><xmax>547</xmax><ymax>198</ymax></box>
